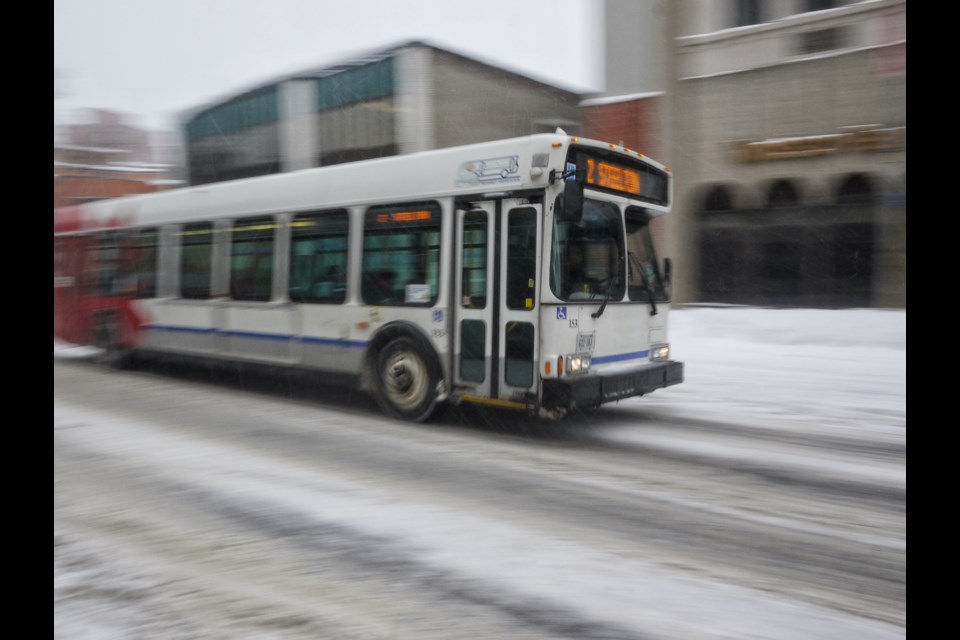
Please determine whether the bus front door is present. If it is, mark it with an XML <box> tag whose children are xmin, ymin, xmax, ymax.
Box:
<box><xmin>499</xmin><ymin>201</ymin><xmax>541</xmax><ymax>406</ymax></box>
<box><xmin>454</xmin><ymin>200</ymin><xmax>542</xmax><ymax>410</ymax></box>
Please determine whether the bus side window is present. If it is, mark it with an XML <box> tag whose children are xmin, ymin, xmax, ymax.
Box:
<box><xmin>132</xmin><ymin>228</ymin><xmax>158</xmax><ymax>298</ymax></box>
<box><xmin>289</xmin><ymin>210</ymin><xmax>349</xmax><ymax>304</ymax></box>
<box><xmin>80</xmin><ymin>234</ymin><xmax>97</xmax><ymax>294</ymax></box>
<box><xmin>180</xmin><ymin>223</ymin><xmax>214</xmax><ymax>299</ymax></box>
<box><xmin>362</xmin><ymin>202</ymin><xmax>441</xmax><ymax>306</ymax></box>
<box><xmin>230</xmin><ymin>216</ymin><xmax>276</xmax><ymax>302</ymax></box>
<box><xmin>83</xmin><ymin>232</ymin><xmax>121</xmax><ymax>296</ymax></box>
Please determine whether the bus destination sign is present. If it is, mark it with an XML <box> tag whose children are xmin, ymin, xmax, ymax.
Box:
<box><xmin>586</xmin><ymin>158</ymin><xmax>642</xmax><ymax>195</ymax></box>
<box><xmin>569</xmin><ymin>147</ymin><xmax>669</xmax><ymax>205</ymax></box>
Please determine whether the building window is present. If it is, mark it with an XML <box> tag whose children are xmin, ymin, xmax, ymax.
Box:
<box><xmin>315</xmin><ymin>59</ymin><xmax>397</xmax><ymax>168</ymax></box>
<box><xmin>186</xmin><ymin>90</ymin><xmax>279</xmax><ymax>142</ymax></box>
<box><xmin>737</xmin><ymin>0</ymin><xmax>762</xmax><ymax>26</ymax></box>
<box><xmin>316</xmin><ymin>59</ymin><xmax>394</xmax><ymax>111</ymax></box>
<box><xmin>798</xmin><ymin>27</ymin><xmax>846</xmax><ymax>54</ymax></box>
<box><xmin>807</xmin><ymin>0</ymin><xmax>837</xmax><ymax>12</ymax></box>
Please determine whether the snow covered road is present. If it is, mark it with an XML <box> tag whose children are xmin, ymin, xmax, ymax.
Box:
<box><xmin>54</xmin><ymin>308</ymin><xmax>906</xmax><ymax>639</ymax></box>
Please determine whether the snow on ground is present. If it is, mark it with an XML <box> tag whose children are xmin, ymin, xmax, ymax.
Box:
<box><xmin>589</xmin><ymin>307</ymin><xmax>907</xmax><ymax>495</ymax></box>
<box><xmin>656</xmin><ymin>306</ymin><xmax>906</xmax><ymax>435</ymax></box>
<box><xmin>54</xmin><ymin>307</ymin><xmax>907</xmax><ymax>639</ymax></box>
<box><xmin>54</xmin><ymin>396</ymin><xmax>901</xmax><ymax>640</ymax></box>
<box><xmin>54</xmin><ymin>338</ymin><xmax>102</xmax><ymax>359</ymax></box>
<box><xmin>53</xmin><ymin>306</ymin><xmax>908</xmax><ymax>512</ymax></box>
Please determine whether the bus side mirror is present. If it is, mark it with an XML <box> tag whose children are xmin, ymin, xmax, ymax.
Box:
<box><xmin>560</xmin><ymin>180</ymin><xmax>584</xmax><ymax>222</ymax></box>
<box><xmin>663</xmin><ymin>257</ymin><xmax>673</xmax><ymax>288</ymax></box>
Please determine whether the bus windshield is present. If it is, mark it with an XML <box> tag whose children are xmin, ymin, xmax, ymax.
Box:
<box><xmin>550</xmin><ymin>198</ymin><xmax>625</xmax><ymax>301</ymax></box>
<box><xmin>626</xmin><ymin>213</ymin><xmax>668</xmax><ymax>302</ymax></box>
<box><xmin>550</xmin><ymin>197</ymin><xmax>668</xmax><ymax>303</ymax></box>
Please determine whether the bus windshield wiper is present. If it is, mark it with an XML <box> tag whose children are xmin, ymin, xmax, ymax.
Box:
<box><xmin>591</xmin><ymin>288</ymin><xmax>611</xmax><ymax>319</ymax></box>
<box><xmin>591</xmin><ymin>265</ymin><xmax>620</xmax><ymax>319</ymax></box>
<box><xmin>630</xmin><ymin>253</ymin><xmax>658</xmax><ymax>316</ymax></box>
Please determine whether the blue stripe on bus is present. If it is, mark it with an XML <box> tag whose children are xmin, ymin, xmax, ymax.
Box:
<box><xmin>300</xmin><ymin>336</ymin><xmax>368</xmax><ymax>348</ymax></box>
<box><xmin>592</xmin><ymin>350</ymin><xmax>650</xmax><ymax>365</ymax></box>
<box><xmin>145</xmin><ymin>325</ymin><xmax>368</xmax><ymax>348</ymax></box>
<box><xmin>147</xmin><ymin>325</ymin><xmax>217</xmax><ymax>334</ymax></box>
<box><xmin>146</xmin><ymin>325</ymin><xmax>647</xmax><ymax>361</ymax></box>
<box><xmin>222</xmin><ymin>330</ymin><xmax>291</xmax><ymax>342</ymax></box>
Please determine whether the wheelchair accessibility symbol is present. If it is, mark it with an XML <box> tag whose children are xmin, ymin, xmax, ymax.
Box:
<box><xmin>556</xmin><ymin>306</ymin><xmax>567</xmax><ymax>320</ymax></box>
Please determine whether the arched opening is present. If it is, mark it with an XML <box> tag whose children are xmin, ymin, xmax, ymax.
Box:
<box><xmin>703</xmin><ymin>185</ymin><xmax>733</xmax><ymax>212</ymax></box>
<box><xmin>836</xmin><ymin>173</ymin><xmax>876</xmax><ymax>205</ymax></box>
<box><xmin>695</xmin><ymin>175</ymin><xmax>875</xmax><ymax>307</ymax></box>
<box><xmin>766</xmin><ymin>179</ymin><xmax>800</xmax><ymax>208</ymax></box>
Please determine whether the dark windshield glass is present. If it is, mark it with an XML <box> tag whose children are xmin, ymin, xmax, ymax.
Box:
<box><xmin>550</xmin><ymin>198</ymin><xmax>624</xmax><ymax>301</ymax></box>
<box><xmin>626</xmin><ymin>216</ymin><xmax>668</xmax><ymax>302</ymax></box>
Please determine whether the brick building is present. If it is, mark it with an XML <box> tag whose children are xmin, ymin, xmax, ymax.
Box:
<box><xmin>580</xmin><ymin>92</ymin><xmax>666</xmax><ymax>160</ymax></box>
<box><xmin>54</xmin><ymin>110</ymin><xmax>184</xmax><ymax>209</ymax></box>
<box><xmin>53</xmin><ymin>145</ymin><xmax>177</xmax><ymax>209</ymax></box>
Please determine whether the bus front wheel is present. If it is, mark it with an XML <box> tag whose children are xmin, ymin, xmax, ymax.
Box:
<box><xmin>372</xmin><ymin>336</ymin><xmax>441</xmax><ymax>422</ymax></box>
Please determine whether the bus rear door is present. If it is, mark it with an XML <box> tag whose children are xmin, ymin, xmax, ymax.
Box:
<box><xmin>454</xmin><ymin>202</ymin><xmax>495</xmax><ymax>399</ymax></box>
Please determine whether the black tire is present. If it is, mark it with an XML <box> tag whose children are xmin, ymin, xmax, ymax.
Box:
<box><xmin>371</xmin><ymin>336</ymin><xmax>442</xmax><ymax>422</ymax></box>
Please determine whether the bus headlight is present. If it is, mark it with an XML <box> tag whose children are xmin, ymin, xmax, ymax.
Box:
<box><xmin>651</xmin><ymin>344</ymin><xmax>670</xmax><ymax>362</ymax></box>
<box><xmin>565</xmin><ymin>354</ymin><xmax>591</xmax><ymax>374</ymax></box>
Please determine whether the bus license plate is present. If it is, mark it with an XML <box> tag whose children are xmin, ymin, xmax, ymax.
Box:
<box><xmin>576</xmin><ymin>332</ymin><xmax>595</xmax><ymax>354</ymax></box>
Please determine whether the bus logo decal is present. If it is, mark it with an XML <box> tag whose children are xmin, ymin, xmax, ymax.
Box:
<box><xmin>456</xmin><ymin>155</ymin><xmax>521</xmax><ymax>186</ymax></box>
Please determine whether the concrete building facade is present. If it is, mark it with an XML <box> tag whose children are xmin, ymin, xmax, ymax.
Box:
<box><xmin>183</xmin><ymin>41</ymin><xmax>582</xmax><ymax>186</ymax></box>
<box><xmin>592</xmin><ymin>0</ymin><xmax>905</xmax><ymax>308</ymax></box>
<box><xmin>668</xmin><ymin>0</ymin><xmax>906</xmax><ymax>307</ymax></box>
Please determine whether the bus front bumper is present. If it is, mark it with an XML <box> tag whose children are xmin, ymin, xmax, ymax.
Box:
<box><xmin>541</xmin><ymin>360</ymin><xmax>684</xmax><ymax>412</ymax></box>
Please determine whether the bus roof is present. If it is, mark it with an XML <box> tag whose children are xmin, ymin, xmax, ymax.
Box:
<box><xmin>54</xmin><ymin>133</ymin><xmax>669</xmax><ymax>233</ymax></box>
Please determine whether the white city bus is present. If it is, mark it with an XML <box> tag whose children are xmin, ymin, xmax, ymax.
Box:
<box><xmin>53</xmin><ymin>132</ymin><xmax>683</xmax><ymax>421</ymax></box>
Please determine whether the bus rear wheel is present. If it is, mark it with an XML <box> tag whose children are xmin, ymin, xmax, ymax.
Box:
<box><xmin>372</xmin><ymin>337</ymin><xmax>441</xmax><ymax>422</ymax></box>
